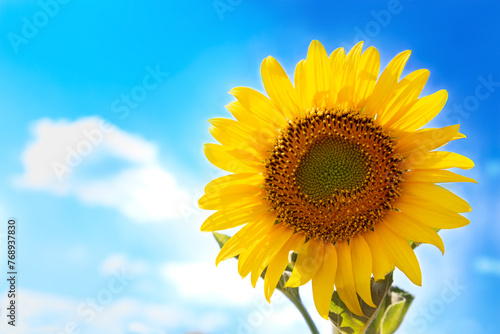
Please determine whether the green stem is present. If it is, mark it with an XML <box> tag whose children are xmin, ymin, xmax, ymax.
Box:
<box><xmin>361</xmin><ymin>273</ymin><xmax>394</xmax><ymax>333</ymax></box>
<box><xmin>284</xmin><ymin>291</ymin><xmax>320</xmax><ymax>334</ymax></box>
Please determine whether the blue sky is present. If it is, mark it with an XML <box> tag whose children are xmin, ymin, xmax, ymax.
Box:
<box><xmin>0</xmin><ymin>1</ymin><xmax>499</xmax><ymax>333</ymax></box>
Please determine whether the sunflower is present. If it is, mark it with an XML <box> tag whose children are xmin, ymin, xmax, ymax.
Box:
<box><xmin>199</xmin><ymin>40</ymin><xmax>474</xmax><ymax>319</ymax></box>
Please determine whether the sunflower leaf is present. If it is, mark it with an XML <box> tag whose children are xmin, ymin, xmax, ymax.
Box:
<box><xmin>273</xmin><ymin>269</ymin><xmax>301</xmax><ymax>299</ymax></box>
<box><xmin>329</xmin><ymin>273</ymin><xmax>393</xmax><ymax>334</ymax></box>
<box><xmin>375</xmin><ymin>286</ymin><xmax>414</xmax><ymax>334</ymax></box>
<box><xmin>410</xmin><ymin>240</ymin><xmax>421</xmax><ymax>249</ymax></box>
<box><xmin>410</xmin><ymin>228</ymin><xmax>442</xmax><ymax>250</ymax></box>
<box><xmin>212</xmin><ymin>232</ymin><xmax>231</xmax><ymax>249</ymax></box>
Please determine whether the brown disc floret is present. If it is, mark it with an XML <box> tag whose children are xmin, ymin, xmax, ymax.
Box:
<box><xmin>264</xmin><ymin>108</ymin><xmax>404</xmax><ymax>243</ymax></box>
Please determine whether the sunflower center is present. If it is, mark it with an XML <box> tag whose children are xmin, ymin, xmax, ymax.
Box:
<box><xmin>295</xmin><ymin>136</ymin><xmax>369</xmax><ymax>200</ymax></box>
<box><xmin>264</xmin><ymin>108</ymin><xmax>403</xmax><ymax>243</ymax></box>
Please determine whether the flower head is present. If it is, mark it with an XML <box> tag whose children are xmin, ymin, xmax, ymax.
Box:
<box><xmin>199</xmin><ymin>41</ymin><xmax>474</xmax><ymax>319</ymax></box>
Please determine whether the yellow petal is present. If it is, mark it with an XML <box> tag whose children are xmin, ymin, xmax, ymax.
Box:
<box><xmin>264</xmin><ymin>233</ymin><xmax>305</xmax><ymax>302</ymax></box>
<box><xmin>376</xmin><ymin>221</ymin><xmax>422</xmax><ymax>286</ymax></box>
<box><xmin>338</xmin><ymin>41</ymin><xmax>363</xmax><ymax>107</ymax></box>
<box><xmin>383</xmin><ymin>210</ymin><xmax>445</xmax><ymax>254</ymax></box>
<box><xmin>401</xmin><ymin>183</ymin><xmax>471</xmax><ymax>213</ymax></box>
<box><xmin>286</xmin><ymin>239</ymin><xmax>324</xmax><ymax>287</ymax></box>
<box><xmin>200</xmin><ymin>201</ymin><xmax>269</xmax><ymax>232</ymax></box>
<box><xmin>204</xmin><ymin>173</ymin><xmax>263</xmax><ymax>195</ymax></box>
<box><xmin>378</xmin><ymin>69</ymin><xmax>430</xmax><ymax>125</ymax></box>
<box><xmin>250</xmin><ymin>226</ymin><xmax>295</xmax><ymax>287</ymax></box>
<box><xmin>238</xmin><ymin>241</ymin><xmax>261</xmax><ymax>278</ymax></box>
<box><xmin>261</xmin><ymin>56</ymin><xmax>301</xmax><ymax>119</ymax></box>
<box><xmin>327</xmin><ymin>47</ymin><xmax>346</xmax><ymax>107</ymax></box>
<box><xmin>203</xmin><ymin>143</ymin><xmax>263</xmax><ymax>174</ymax></box>
<box><xmin>222</xmin><ymin>104</ymin><xmax>279</xmax><ymax>155</ymax></box>
<box><xmin>391</xmin><ymin>90</ymin><xmax>448</xmax><ymax>131</ymax></box>
<box><xmin>225</xmin><ymin>101</ymin><xmax>267</xmax><ymax>131</ymax></box>
<box><xmin>230</xmin><ymin>87</ymin><xmax>287</xmax><ymax>128</ymax></box>
<box><xmin>305</xmin><ymin>40</ymin><xmax>330</xmax><ymax>108</ymax></box>
<box><xmin>404</xmin><ymin>169</ymin><xmax>477</xmax><ymax>184</ymax></box>
<box><xmin>335</xmin><ymin>240</ymin><xmax>363</xmax><ymax>316</ymax></box>
<box><xmin>216</xmin><ymin>214</ymin><xmax>274</xmax><ymax>264</ymax></box>
<box><xmin>363</xmin><ymin>230</ymin><xmax>395</xmax><ymax>280</ymax></box>
<box><xmin>242</xmin><ymin>225</ymin><xmax>292</xmax><ymax>282</ymax></box>
<box><xmin>350</xmin><ymin>235</ymin><xmax>375</xmax><ymax>307</ymax></box>
<box><xmin>396</xmin><ymin>124</ymin><xmax>460</xmax><ymax>157</ymax></box>
<box><xmin>294</xmin><ymin>59</ymin><xmax>307</xmax><ymax>112</ymax></box>
<box><xmin>209</xmin><ymin>117</ymin><xmax>250</xmax><ymax>142</ymax></box>
<box><xmin>198</xmin><ymin>184</ymin><xmax>263</xmax><ymax>210</ymax></box>
<box><xmin>364</xmin><ymin>50</ymin><xmax>411</xmax><ymax>116</ymax></box>
<box><xmin>312</xmin><ymin>243</ymin><xmax>338</xmax><ymax>319</ymax></box>
<box><xmin>405</xmin><ymin>151</ymin><xmax>475</xmax><ymax>170</ymax></box>
<box><xmin>355</xmin><ymin>46</ymin><xmax>380</xmax><ymax>108</ymax></box>
<box><xmin>396</xmin><ymin>197</ymin><xmax>470</xmax><ymax>229</ymax></box>
<box><xmin>209</xmin><ymin>118</ymin><xmax>263</xmax><ymax>156</ymax></box>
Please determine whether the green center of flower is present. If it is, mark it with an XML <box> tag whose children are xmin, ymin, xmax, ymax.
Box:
<box><xmin>295</xmin><ymin>136</ymin><xmax>369</xmax><ymax>200</ymax></box>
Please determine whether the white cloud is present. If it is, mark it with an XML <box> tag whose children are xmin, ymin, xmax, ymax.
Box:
<box><xmin>16</xmin><ymin>116</ymin><xmax>189</xmax><ymax>223</ymax></box>
<box><xmin>160</xmin><ymin>260</ymin><xmax>331</xmax><ymax>331</ymax></box>
<box><xmin>160</xmin><ymin>260</ymin><xmax>316</xmax><ymax>333</ymax></box>
<box><xmin>161</xmin><ymin>261</ymin><xmax>258</xmax><ymax>305</ymax></box>
<box><xmin>0</xmin><ymin>288</ymin><xmax>226</xmax><ymax>334</ymax></box>
<box><xmin>0</xmin><ymin>261</ymin><xmax>326</xmax><ymax>334</ymax></box>
<box><xmin>100</xmin><ymin>253</ymin><xmax>149</xmax><ymax>277</ymax></box>
<box><xmin>76</xmin><ymin>165</ymin><xmax>187</xmax><ymax>222</ymax></box>
<box><xmin>0</xmin><ymin>289</ymin><xmax>74</xmax><ymax>334</ymax></box>
<box><xmin>66</xmin><ymin>243</ymin><xmax>91</xmax><ymax>267</ymax></box>
<box><xmin>127</xmin><ymin>322</ymin><xmax>166</xmax><ymax>334</ymax></box>
<box><xmin>474</xmin><ymin>256</ymin><xmax>500</xmax><ymax>276</ymax></box>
